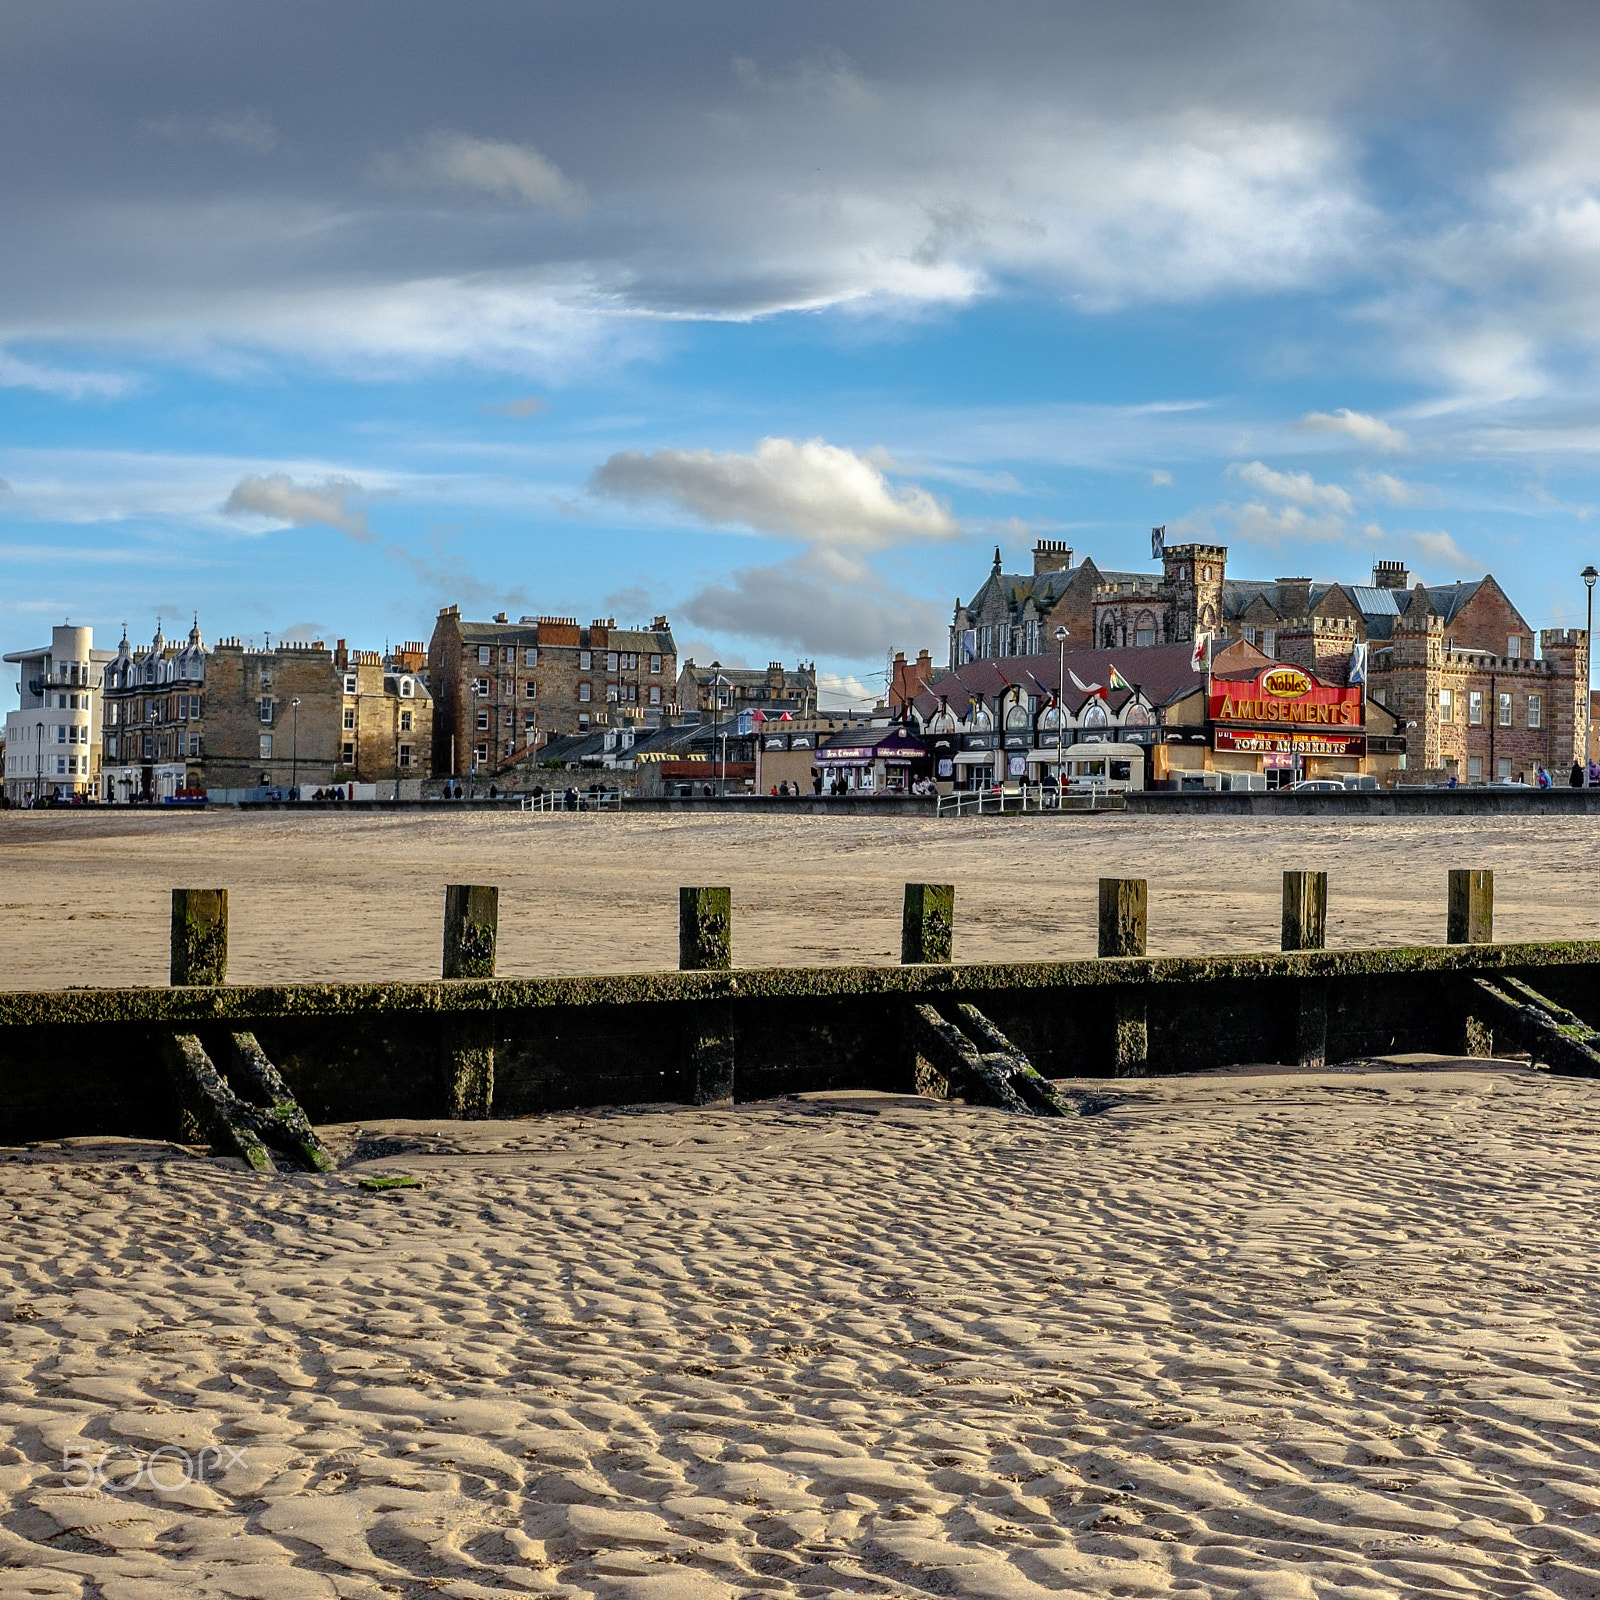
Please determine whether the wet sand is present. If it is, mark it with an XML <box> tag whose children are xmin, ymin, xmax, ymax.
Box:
<box><xmin>2</xmin><ymin>809</ymin><xmax>1599</xmax><ymax>988</ymax></box>
<box><xmin>2</xmin><ymin>1070</ymin><xmax>1597</xmax><ymax>1598</ymax></box>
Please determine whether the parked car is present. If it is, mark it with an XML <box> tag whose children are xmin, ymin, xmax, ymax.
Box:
<box><xmin>1291</xmin><ymin>779</ymin><xmax>1346</xmax><ymax>792</ymax></box>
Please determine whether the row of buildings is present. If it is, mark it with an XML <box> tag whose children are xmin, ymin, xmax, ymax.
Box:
<box><xmin>943</xmin><ymin>538</ymin><xmax>1590</xmax><ymax>787</ymax></box>
<box><xmin>2</xmin><ymin>609</ymin><xmax>820</xmax><ymax>804</ymax></box>
<box><xmin>2</xmin><ymin>536</ymin><xmax>1587</xmax><ymax>801</ymax></box>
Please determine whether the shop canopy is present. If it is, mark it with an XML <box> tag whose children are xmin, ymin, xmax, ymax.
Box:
<box><xmin>816</xmin><ymin>727</ymin><xmax>928</xmax><ymax>767</ymax></box>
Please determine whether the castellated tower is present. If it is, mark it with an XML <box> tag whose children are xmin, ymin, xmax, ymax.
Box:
<box><xmin>1275</xmin><ymin>616</ymin><xmax>1360</xmax><ymax>686</ymax></box>
<box><xmin>1378</xmin><ymin>587</ymin><xmax>1444</xmax><ymax>769</ymax></box>
<box><xmin>1539</xmin><ymin>628</ymin><xmax>1590</xmax><ymax>767</ymax></box>
<box><xmin>1161</xmin><ymin>543</ymin><xmax>1227</xmax><ymax>643</ymax></box>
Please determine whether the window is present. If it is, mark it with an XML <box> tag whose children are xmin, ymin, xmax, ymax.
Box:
<box><xmin>188</xmin><ymin>732</ymin><xmax>202</xmax><ymax>756</ymax></box>
<box><xmin>260</xmin><ymin>698</ymin><xmax>274</xmax><ymax>725</ymax></box>
<box><xmin>1498</xmin><ymin>692</ymin><xmax>1512</xmax><ymax>727</ymax></box>
<box><xmin>144</xmin><ymin>734</ymin><xmax>154</xmax><ymax>759</ymax></box>
<box><xmin>580</xmin><ymin>650</ymin><xmax>592</xmax><ymax>670</ymax></box>
<box><xmin>344</xmin><ymin>674</ymin><xmax>357</xmax><ymax>694</ymax></box>
<box><xmin>260</xmin><ymin>734</ymin><xmax>273</xmax><ymax>759</ymax></box>
<box><xmin>1529</xmin><ymin>693</ymin><xmax>1543</xmax><ymax>729</ymax></box>
<box><xmin>524</xmin><ymin>680</ymin><xmax>537</xmax><ymax>699</ymax></box>
<box><xmin>343</xmin><ymin>708</ymin><xmax>355</xmax><ymax>730</ymax></box>
<box><xmin>472</xmin><ymin>676</ymin><xmax>490</xmax><ymax>695</ymax></box>
<box><xmin>1468</xmin><ymin>754</ymin><xmax>1483</xmax><ymax>783</ymax></box>
<box><xmin>192</xmin><ymin>694</ymin><xmax>202</xmax><ymax>718</ymax></box>
<box><xmin>1135</xmin><ymin>628</ymin><xmax>1156</xmax><ymax>647</ymax></box>
<box><xmin>1498</xmin><ymin>757</ymin><xmax>1513</xmax><ymax>781</ymax></box>
<box><xmin>475</xmin><ymin>743</ymin><xmax>487</xmax><ymax>765</ymax></box>
<box><xmin>55</xmin><ymin>725</ymin><xmax>66</xmax><ymax>744</ymax></box>
<box><xmin>400</xmin><ymin>710</ymin><xmax>412</xmax><ymax>732</ymax></box>
<box><xmin>400</xmin><ymin>677</ymin><xmax>414</xmax><ymax>697</ymax></box>
<box><xmin>398</xmin><ymin>744</ymin><xmax>412</xmax><ymax>767</ymax></box>
<box><xmin>1439</xmin><ymin>688</ymin><xmax>1453</xmax><ymax>723</ymax></box>
<box><xmin>260</xmin><ymin>670</ymin><xmax>272</xmax><ymax>690</ymax></box>
<box><xmin>578</xmin><ymin>712</ymin><xmax>590</xmax><ymax>730</ymax></box>
<box><xmin>503</xmin><ymin>740</ymin><xmax>514</xmax><ymax>758</ymax></box>
<box><xmin>1468</xmin><ymin>690</ymin><xmax>1483</xmax><ymax>726</ymax></box>
<box><xmin>607</xmin><ymin>651</ymin><xmax>618</xmax><ymax>671</ymax></box>
<box><xmin>342</xmin><ymin>741</ymin><xmax>354</xmax><ymax>765</ymax></box>
<box><xmin>1507</xmin><ymin>635</ymin><xmax>1521</xmax><ymax>659</ymax></box>
<box><xmin>56</xmin><ymin>757</ymin><xmax>66</xmax><ymax>775</ymax></box>
<box><xmin>524</xmin><ymin>709</ymin><xmax>537</xmax><ymax>727</ymax></box>
<box><xmin>501</xmin><ymin>678</ymin><xmax>512</xmax><ymax>696</ymax></box>
<box><xmin>503</xmin><ymin>708</ymin><xmax>514</xmax><ymax>727</ymax></box>
<box><xmin>578</xmin><ymin>681</ymin><xmax>592</xmax><ymax>702</ymax></box>
<box><xmin>649</xmin><ymin>684</ymin><xmax>661</xmax><ymax>706</ymax></box>
<box><xmin>650</xmin><ymin>654</ymin><xmax>661</xmax><ymax>673</ymax></box>
<box><xmin>524</xmin><ymin>648</ymin><xmax>537</xmax><ymax>667</ymax></box>
<box><xmin>502</xmin><ymin>646</ymin><xmax>514</xmax><ymax>664</ymax></box>
<box><xmin>606</xmin><ymin>684</ymin><xmax>619</xmax><ymax>702</ymax></box>
<box><xmin>476</xmin><ymin>709</ymin><xmax>489</xmax><ymax>730</ymax></box>
<box><xmin>478</xmin><ymin>646</ymin><xmax>491</xmax><ymax>665</ymax></box>
<box><xmin>1243</xmin><ymin>626</ymin><xmax>1256</xmax><ymax>646</ymax></box>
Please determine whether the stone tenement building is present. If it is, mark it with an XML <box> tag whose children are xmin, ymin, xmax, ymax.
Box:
<box><xmin>427</xmin><ymin>608</ymin><xmax>678</xmax><ymax>778</ymax></box>
<box><xmin>102</xmin><ymin>624</ymin><xmax>431</xmax><ymax>797</ymax></box>
<box><xmin>953</xmin><ymin>540</ymin><xmax>1586</xmax><ymax>783</ymax></box>
<box><xmin>676</xmin><ymin>659</ymin><xmax>818</xmax><ymax>718</ymax></box>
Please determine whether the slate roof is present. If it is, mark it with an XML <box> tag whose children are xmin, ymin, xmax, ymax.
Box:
<box><xmin>922</xmin><ymin>642</ymin><xmax>1203</xmax><ymax>716</ymax></box>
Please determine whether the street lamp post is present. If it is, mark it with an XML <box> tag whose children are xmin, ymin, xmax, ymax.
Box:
<box><xmin>34</xmin><ymin>721</ymin><xmax>42</xmax><ymax>808</ymax></box>
<box><xmin>290</xmin><ymin>696</ymin><xmax>301</xmax><ymax>799</ymax></box>
<box><xmin>1584</xmin><ymin>567</ymin><xmax>1597</xmax><ymax>786</ymax></box>
<box><xmin>710</xmin><ymin>662</ymin><xmax>728</xmax><ymax>796</ymax></box>
<box><xmin>1054</xmin><ymin>625</ymin><xmax>1070</xmax><ymax>805</ymax></box>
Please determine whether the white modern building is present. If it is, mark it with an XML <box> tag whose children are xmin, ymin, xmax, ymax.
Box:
<box><xmin>3</xmin><ymin>625</ymin><xmax>115</xmax><ymax>804</ymax></box>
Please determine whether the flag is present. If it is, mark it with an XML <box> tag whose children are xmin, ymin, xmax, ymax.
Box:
<box><xmin>1108</xmin><ymin>666</ymin><xmax>1132</xmax><ymax>691</ymax></box>
<box><xmin>1151</xmin><ymin>525</ymin><xmax>1165</xmax><ymax>560</ymax></box>
<box><xmin>1068</xmin><ymin>668</ymin><xmax>1104</xmax><ymax>696</ymax></box>
<box><xmin>1190</xmin><ymin>632</ymin><xmax>1210</xmax><ymax>674</ymax></box>
<box><xmin>778</xmin><ymin>711</ymin><xmax>793</xmax><ymax>721</ymax></box>
<box><xmin>751</xmin><ymin>708</ymin><xmax>767</xmax><ymax>722</ymax></box>
<box><xmin>959</xmin><ymin>629</ymin><xmax>978</xmax><ymax>663</ymax></box>
<box><xmin>1348</xmin><ymin>641</ymin><xmax>1367</xmax><ymax>687</ymax></box>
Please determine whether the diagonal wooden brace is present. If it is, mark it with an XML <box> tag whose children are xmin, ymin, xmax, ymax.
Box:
<box><xmin>1470</xmin><ymin>976</ymin><xmax>1600</xmax><ymax>1078</ymax></box>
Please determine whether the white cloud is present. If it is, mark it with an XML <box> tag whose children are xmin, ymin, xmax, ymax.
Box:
<box><xmin>590</xmin><ymin>436</ymin><xmax>960</xmax><ymax>549</ymax></box>
<box><xmin>683</xmin><ymin>545</ymin><xmax>944</xmax><ymax>660</ymax></box>
<box><xmin>1409</xmin><ymin>529</ymin><xmax>1469</xmax><ymax>568</ymax></box>
<box><xmin>222</xmin><ymin>473</ymin><xmax>371</xmax><ymax>541</ymax></box>
<box><xmin>376</xmin><ymin>131</ymin><xmax>584</xmax><ymax>212</ymax></box>
<box><xmin>483</xmin><ymin>396</ymin><xmax>549</xmax><ymax>418</ymax></box>
<box><xmin>1358</xmin><ymin>470</ymin><xmax>1433</xmax><ymax>508</ymax></box>
<box><xmin>1149</xmin><ymin>468</ymin><xmax>1173</xmax><ymax>486</ymax></box>
<box><xmin>141</xmin><ymin>108</ymin><xmax>278</xmax><ymax>154</ymax></box>
<box><xmin>818</xmin><ymin>671</ymin><xmax>877</xmax><ymax>708</ymax></box>
<box><xmin>1295</xmin><ymin>409</ymin><xmax>1409</xmax><ymax>451</ymax></box>
<box><xmin>1227</xmin><ymin>460</ymin><xmax>1353</xmax><ymax>514</ymax></box>
<box><xmin>0</xmin><ymin>351</ymin><xmax>133</xmax><ymax>400</ymax></box>
<box><xmin>1170</xmin><ymin>500</ymin><xmax>1353</xmax><ymax>554</ymax></box>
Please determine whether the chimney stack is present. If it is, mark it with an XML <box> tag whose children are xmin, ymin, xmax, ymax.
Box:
<box><xmin>1033</xmin><ymin>539</ymin><xmax>1074</xmax><ymax>576</ymax></box>
<box><xmin>1372</xmin><ymin>559</ymin><xmax>1409</xmax><ymax>590</ymax></box>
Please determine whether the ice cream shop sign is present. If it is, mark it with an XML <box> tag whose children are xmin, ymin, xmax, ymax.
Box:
<box><xmin>1210</xmin><ymin>665</ymin><xmax>1365</xmax><ymax>759</ymax></box>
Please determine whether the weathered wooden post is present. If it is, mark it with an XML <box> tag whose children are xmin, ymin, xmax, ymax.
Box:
<box><xmin>679</xmin><ymin>887</ymin><xmax>732</xmax><ymax>970</ymax></box>
<box><xmin>901</xmin><ymin>883</ymin><xmax>955</xmax><ymax>964</ymax></box>
<box><xmin>170</xmin><ymin>889</ymin><xmax>228</xmax><ymax>986</ymax></box>
<box><xmin>1098</xmin><ymin>878</ymin><xmax>1146</xmax><ymax>957</ymax></box>
<box><xmin>1447</xmin><ymin>870</ymin><xmax>1493</xmax><ymax>945</ymax></box>
<box><xmin>443</xmin><ymin>884</ymin><xmax>499</xmax><ymax>978</ymax></box>
<box><xmin>1098</xmin><ymin>878</ymin><xmax>1147</xmax><ymax>1075</ymax></box>
<box><xmin>1281</xmin><ymin>871</ymin><xmax>1328</xmax><ymax>951</ymax></box>
<box><xmin>680</xmin><ymin>888</ymin><xmax>734</xmax><ymax>1103</ymax></box>
<box><xmin>441</xmin><ymin>885</ymin><xmax>498</xmax><ymax>1119</ymax></box>
<box><xmin>1281</xmin><ymin>869</ymin><xmax>1329</xmax><ymax>1069</ymax></box>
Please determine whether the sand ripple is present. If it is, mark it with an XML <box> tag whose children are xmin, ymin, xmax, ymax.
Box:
<box><xmin>2</xmin><ymin>1069</ymin><xmax>1598</xmax><ymax>1597</ymax></box>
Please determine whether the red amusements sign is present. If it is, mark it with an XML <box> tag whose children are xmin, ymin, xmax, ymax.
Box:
<box><xmin>1209</xmin><ymin>665</ymin><xmax>1362</xmax><ymax>728</ymax></box>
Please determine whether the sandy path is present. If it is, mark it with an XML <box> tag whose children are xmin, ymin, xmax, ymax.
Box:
<box><xmin>1</xmin><ymin>1069</ymin><xmax>1598</xmax><ymax>1598</ymax></box>
<box><xmin>3</xmin><ymin>810</ymin><xmax>1600</xmax><ymax>989</ymax></box>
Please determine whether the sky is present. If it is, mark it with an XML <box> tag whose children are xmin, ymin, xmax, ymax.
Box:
<box><xmin>8</xmin><ymin>1</ymin><xmax>1600</xmax><ymax>706</ymax></box>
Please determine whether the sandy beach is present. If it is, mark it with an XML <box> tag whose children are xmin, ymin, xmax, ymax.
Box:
<box><xmin>3</xmin><ymin>809</ymin><xmax>1600</xmax><ymax>988</ymax></box>
<box><xmin>1</xmin><ymin>1068</ymin><xmax>1597</xmax><ymax>1598</ymax></box>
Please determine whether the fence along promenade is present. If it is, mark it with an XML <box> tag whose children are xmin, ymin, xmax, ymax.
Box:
<box><xmin>1</xmin><ymin>868</ymin><xmax>1596</xmax><ymax>1163</ymax></box>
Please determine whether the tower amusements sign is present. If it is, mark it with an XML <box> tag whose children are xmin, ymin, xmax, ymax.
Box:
<box><xmin>1209</xmin><ymin>666</ymin><xmax>1365</xmax><ymax>757</ymax></box>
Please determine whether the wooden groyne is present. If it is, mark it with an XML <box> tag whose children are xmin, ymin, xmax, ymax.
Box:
<box><xmin>3</xmin><ymin>871</ymin><xmax>1598</xmax><ymax>1153</ymax></box>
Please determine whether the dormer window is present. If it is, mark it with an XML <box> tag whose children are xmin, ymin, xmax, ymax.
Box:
<box><xmin>399</xmin><ymin>677</ymin><xmax>414</xmax><ymax>697</ymax></box>
<box><xmin>344</xmin><ymin>674</ymin><xmax>357</xmax><ymax>694</ymax></box>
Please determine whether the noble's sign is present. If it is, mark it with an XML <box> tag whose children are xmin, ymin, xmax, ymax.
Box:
<box><xmin>1210</xmin><ymin>666</ymin><xmax>1361</xmax><ymax>727</ymax></box>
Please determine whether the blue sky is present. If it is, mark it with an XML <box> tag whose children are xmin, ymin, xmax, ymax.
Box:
<box><xmin>7</xmin><ymin>1</ymin><xmax>1600</xmax><ymax>704</ymax></box>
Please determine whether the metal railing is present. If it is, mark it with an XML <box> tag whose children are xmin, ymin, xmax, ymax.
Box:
<box><xmin>520</xmin><ymin>789</ymin><xmax>624</xmax><ymax>813</ymax></box>
<box><xmin>936</xmin><ymin>785</ymin><xmax>1128</xmax><ymax>817</ymax></box>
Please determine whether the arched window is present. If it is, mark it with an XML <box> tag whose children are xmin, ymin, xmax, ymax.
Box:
<box><xmin>1102</xmin><ymin>621</ymin><xmax>1116</xmax><ymax>648</ymax></box>
<box><xmin>972</xmin><ymin>703</ymin><xmax>994</xmax><ymax>730</ymax></box>
<box><xmin>1083</xmin><ymin>700</ymin><xmax>1110</xmax><ymax>728</ymax></box>
<box><xmin>1038</xmin><ymin>704</ymin><xmax>1062</xmax><ymax>731</ymax></box>
<box><xmin>1005</xmin><ymin>699</ymin><xmax>1030</xmax><ymax>730</ymax></box>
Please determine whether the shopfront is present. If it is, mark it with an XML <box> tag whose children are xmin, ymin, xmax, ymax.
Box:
<box><xmin>1209</xmin><ymin>665</ymin><xmax>1366</xmax><ymax>783</ymax></box>
<box><xmin>815</xmin><ymin>727</ymin><xmax>929</xmax><ymax>791</ymax></box>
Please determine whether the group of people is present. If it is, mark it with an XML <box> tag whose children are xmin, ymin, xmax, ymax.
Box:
<box><xmin>766</xmin><ymin>780</ymin><xmax>804</xmax><ymax>796</ymax></box>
